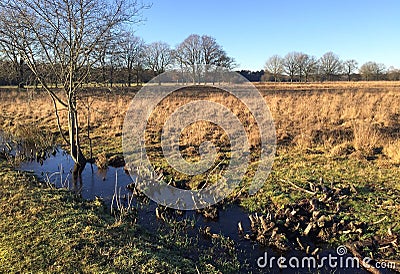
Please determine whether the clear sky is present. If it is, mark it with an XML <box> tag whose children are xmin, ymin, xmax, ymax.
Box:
<box><xmin>134</xmin><ymin>0</ymin><xmax>400</xmax><ymax>71</ymax></box>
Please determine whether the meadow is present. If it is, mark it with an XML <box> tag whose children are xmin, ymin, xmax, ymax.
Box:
<box><xmin>1</xmin><ymin>81</ymin><xmax>400</xmax><ymax>272</ymax></box>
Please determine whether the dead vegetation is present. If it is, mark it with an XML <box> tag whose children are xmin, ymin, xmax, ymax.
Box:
<box><xmin>1</xmin><ymin>83</ymin><xmax>400</xmax><ymax>164</ymax></box>
<box><xmin>243</xmin><ymin>180</ymin><xmax>398</xmax><ymax>264</ymax></box>
<box><xmin>257</xmin><ymin>80</ymin><xmax>400</xmax><ymax>91</ymax></box>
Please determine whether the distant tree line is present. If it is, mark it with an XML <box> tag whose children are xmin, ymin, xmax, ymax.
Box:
<box><xmin>2</xmin><ymin>34</ymin><xmax>400</xmax><ymax>86</ymax></box>
<box><xmin>0</xmin><ymin>33</ymin><xmax>234</xmax><ymax>87</ymax></box>
<box><xmin>260</xmin><ymin>51</ymin><xmax>400</xmax><ymax>82</ymax></box>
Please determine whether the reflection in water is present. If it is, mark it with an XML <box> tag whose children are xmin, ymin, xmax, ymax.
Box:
<box><xmin>15</xmin><ymin>147</ymin><xmax>374</xmax><ymax>274</ymax></box>
<box><xmin>19</xmin><ymin>148</ymin><xmax>132</xmax><ymax>201</ymax></box>
<box><xmin>0</xmin><ymin>130</ymin><xmax>58</xmax><ymax>165</ymax></box>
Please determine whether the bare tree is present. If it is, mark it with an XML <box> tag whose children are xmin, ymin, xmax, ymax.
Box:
<box><xmin>201</xmin><ymin>35</ymin><xmax>223</xmax><ymax>82</ymax></box>
<box><xmin>295</xmin><ymin>53</ymin><xmax>309</xmax><ymax>82</ymax></box>
<box><xmin>212</xmin><ymin>49</ymin><xmax>235</xmax><ymax>84</ymax></box>
<box><xmin>174</xmin><ymin>34</ymin><xmax>234</xmax><ymax>84</ymax></box>
<box><xmin>283</xmin><ymin>52</ymin><xmax>299</xmax><ymax>82</ymax></box>
<box><xmin>144</xmin><ymin>41</ymin><xmax>173</xmax><ymax>76</ymax></box>
<box><xmin>201</xmin><ymin>35</ymin><xmax>221</xmax><ymax>67</ymax></box>
<box><xmin>175</xmin><ymin>34</ymin><xmax>203</xmax><ymax>83</ymax></box>
<box><xmin>343</xmin><ymin>59</ymin><xmax>358</xmax><ymax>81</ymax></box>
<box><xmin>0</xmin><ymin>0</ymin><xmax>147</xmax><ymax>181</ymax></box>
<box><xmin>359</xmin><ymin>62</ymin><xmax>375</xmax><ymax>81</ymax></box>
<box><xmin>302</xmin><ymin>55</ymin><xmax>318</xmax><ymax>82</ymax></box>
<box><xmin>360</xmin><ymin>61</ymin><xmax>386</xmax><ymax>81</ymax></box>
<box><xmin>264</xmin><ymin>55</ymin><xmax>283</xmax><ymax>82</ymax></box>
<box><xmin>0</xmin><ymin>42</ymin><xmax>25</xmax><ymax>88</ymax></box>
<box><xmin>134</xmin><ymin>45</ymin><xmax>147</xmax><ymax>85</ymax></box>
<box><xmin>387</xmin><ymin>66</ymin><xmax>400</xmax><ymax>81</ymax></box>
<box><xmin>119</xmin><ymin>33</ymin><xmax>144</xmax><ymax>86</ymax></box>
<box><xmin>319</xmin><ymin>52</ymin><xmax>342</xmax><ymax>81</ymax></box>
<box><xmin>375</xmin><ymin>63</ymin><xmax>386</xmax><ymax>80</ymax></box>
<box><xmin>95</xmin><ymin>34</ymin><xmax>113</xmax><ymax>85</ymax></box>
<box><xmin>106</xmin><ymin>36</ymin><xmax>124</xmax><ymax>87</ymax></box>
<box><xmin>216</xmin><ymin>51</ymin><xmax>235</xmax><ymax>70</ymax></box>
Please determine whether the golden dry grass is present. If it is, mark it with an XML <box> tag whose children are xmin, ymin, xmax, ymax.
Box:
<box><xmin>261</xmin><ymin>84</ymin><xmax>400</xmax><ymax>162</ymax></box>
<box><xmin>384</xmin><ymin>140</ymin><xmax>400</xmax><ymax>164</ymax></box>
<box><xmin>0</xmin><ymin>88</ymin><xmax>134</xmax><ymax>156</ymax></box>
<box><xmin>0</xmin><ymin>82</ymin><xmax>399</xmax><ymax>163</ymax></box>
<box><xmin>256</xmin><ymin>81</ymin><xmax>400</xmax><ymax>91</ymax></box>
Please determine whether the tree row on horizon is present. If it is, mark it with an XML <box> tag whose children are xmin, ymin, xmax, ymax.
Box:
<box><xmin>260</xmin><ymin>51</ymin><xmax>400</xmax><ymax>82</ymax></box>
<box><xmin>1</xmin><ymin>30</ymin><xmax>399</xmax><ymax>87</ymax></box>
<box><xmin>0</xmin><ymin>32</ymin><xmax>235</xmax><ymax>87</ymax></box>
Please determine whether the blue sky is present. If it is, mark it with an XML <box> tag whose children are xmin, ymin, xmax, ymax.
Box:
<box><xmin>134</xmin><ymin>0</ymin><xmax>400</xmax><ymax>71</ymax></box>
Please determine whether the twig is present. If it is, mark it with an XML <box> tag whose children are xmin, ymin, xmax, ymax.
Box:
<box><xmin>111</xmin><ymin>172</ymin><xmax>117</xmax><ymax>216</ymax></box>
<box><xmin>280</xmin><ymin>179</ymin><xmax>316</xmax><ymax>195</ymax></box>
<box><xmin>373</xmin><ymin>216</ymin><xmax>388</xmax><ymax>225</ymax></box>
<box><xmin>50</xmin><ymin>94</ymin><xmax>69</xmax><ymax>145</ymax></box>
<box><xmin>203</xmin><ymin>157</ymin><xmax>225</xmax><ymax>190</ymax></box>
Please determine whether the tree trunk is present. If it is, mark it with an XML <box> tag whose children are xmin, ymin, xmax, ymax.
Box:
<box><xmin>127</xmin><ymin>66</ymin><xmax>132</xmax><ymax>87</ymax></box>
<box><xmin>68</xmin><ymin>100</ymin><xmax>87</xmax><ymax>183</ymax></box>
<box><xmin>101</xmin><ymin>63</ymin><xmax>107</xmax><ymax>85</ymax></box>
<box><xmin>136</xmin><ymin>68</ymin><xmax>140</xmax><ymax>86</ymax></box>
<box><xmin>110</xmin><ymin>65</ymin><xmax>114</xmax><ymax>88</ymax></box>
<box><xmin>18</xmin><ymin>58</ymin><xmax>24</xmax><ymax>89</ymax></box>
<box><xmin>192</xmin><ymin>65</ymin><xmax>196</xmax><ymax>84</ymax></box>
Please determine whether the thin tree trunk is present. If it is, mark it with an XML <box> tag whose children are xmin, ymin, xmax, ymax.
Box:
<box><xmin>18</xmin><ymin>58</ymin><xmax>24</xmax><ymax>89</ymax></box>
<box><xmin>110</xmin><ymin>66</ymin><xmax>113</xmax><ymax>88</ymax></box>
<box><xmin>68</xmin><ymin>95</ymin><xmax>87</xmax><ymax>183</ymax></box>
<box><xmin>136</xmin><ymin>65</ymin><xmax>141</xmax><ymax>86</ymax></box>
<box><xmin>192</xmin><ymin>65</ymin><xmax>196</xmax><ymax>84</ymax></box>
<box><xmin>128</xmin><ymin>66</ymin><xmax>132</xmax><ymax>87</ymax></box>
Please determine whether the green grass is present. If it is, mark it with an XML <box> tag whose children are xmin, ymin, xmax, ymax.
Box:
<box><xmin>0</xmin><ymin>160</ymin><xmax>240</xmax><ymax>273</ymax></box>
<box><xmin>239</xmin><ymin>147</ymin><xmax>400</xmax><ymax>249</ymax></box>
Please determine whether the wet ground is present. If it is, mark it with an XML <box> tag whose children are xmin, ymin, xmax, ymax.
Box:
<box><xmin>1</xmin><ymin>132</ymin><xmax>387</xmax><ymax>273</ymax></box>
<box><xmin>17</xmin><ymin>149</ymin><xmax>383</xmax><ymax>273</ymax></box>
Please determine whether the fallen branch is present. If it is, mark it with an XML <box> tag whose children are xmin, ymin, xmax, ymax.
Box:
<box><xmin>280</xmin><ymin>179</ymin><xmax>316</xmax><ymax>195</ymax></box>
<box><xmin>345</xmin><ymin>243</ymin><xmax>382</xmax><ymax>274</ymax></box>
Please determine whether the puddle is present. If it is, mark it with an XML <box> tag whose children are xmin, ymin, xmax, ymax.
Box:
<box><xmin>19</xmin><ymin>148</ymin><xmax>132</xmax><ymax>202</ymax></box>
<box><xmin>1</xmin><ymin>137</ymin><xmax>381</xmax><ymax>273</ymax></box>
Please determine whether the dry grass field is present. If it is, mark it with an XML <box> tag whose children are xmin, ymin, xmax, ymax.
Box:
<box><xmin>1</xmin><ymin>81</ymin><xmax>400</xmax><ymax>161</ymax></box>
<box><xmin>1</xmin><ymin>81</ymin><xmax>400</xmax><ymax>265</ymax></box>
